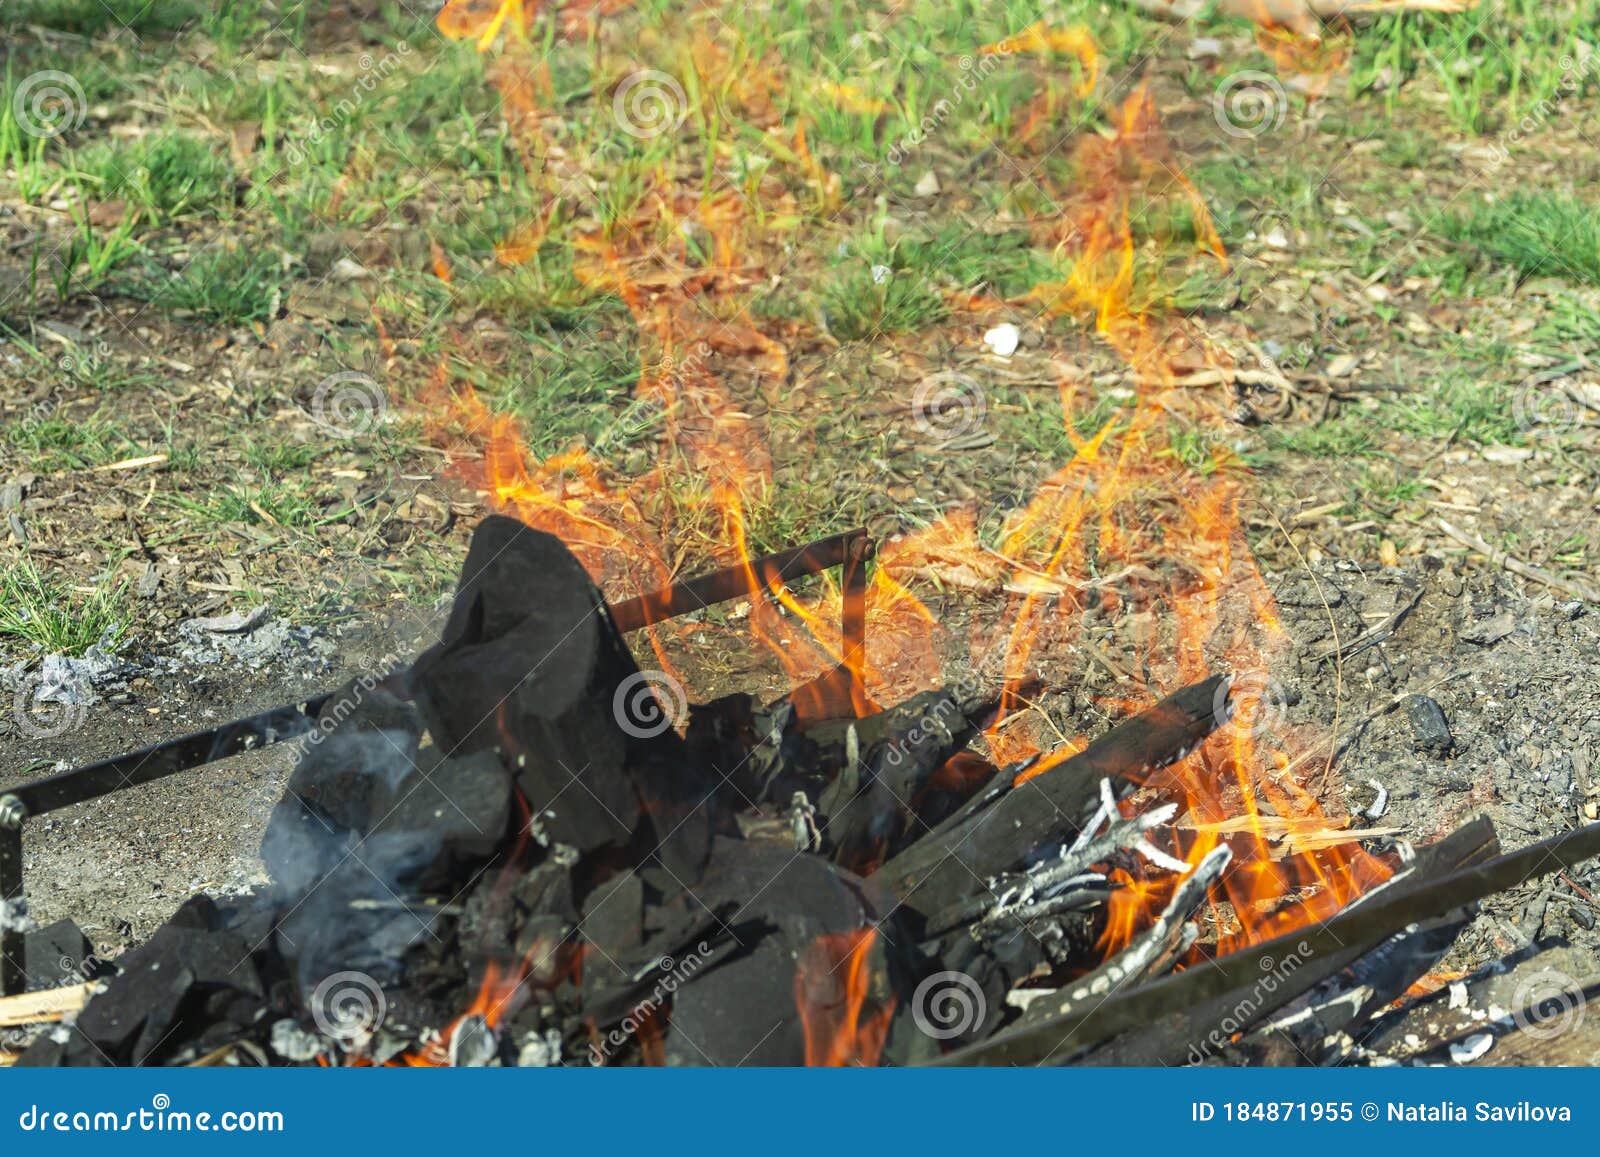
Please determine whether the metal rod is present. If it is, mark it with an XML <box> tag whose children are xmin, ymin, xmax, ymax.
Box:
<box><xmin>0</xmin><ymin>822</ymin><xmax>23</xmax><ymax>997</ymax></box>
<box><xmin>7</xmin><ymin>697</ymin><xmax>333</xmax><ymax>820</ymax></box>
<box><xmin>608</xmin><ymin>528</ymin><xmax>869</xmax><ymax>633</ymax></box>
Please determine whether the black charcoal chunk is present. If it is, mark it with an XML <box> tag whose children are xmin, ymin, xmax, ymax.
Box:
<box><xmin>1403</xmin><ymin>693</ymin><xmax>1454</xmax><ymax>753</ymax></box>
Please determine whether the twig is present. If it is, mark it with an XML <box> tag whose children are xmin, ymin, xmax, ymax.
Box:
<box><xmin>1435</xmin><ymin>518</ymin><xmax>1600</xmax><ymax>603</ymax></box>
<box><xmin>1017</xmin><ymin>845</ymin><xmax>1233</xmax><ymax>1024</ymax></box>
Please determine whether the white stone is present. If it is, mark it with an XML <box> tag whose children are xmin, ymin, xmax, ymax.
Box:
<box><xmin>983</xmin><ymin>322</ymin><xmax>1021</xmax><ymax>357</ymax></box>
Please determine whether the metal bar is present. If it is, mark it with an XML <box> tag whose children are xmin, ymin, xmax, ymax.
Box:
<box><xmin>608</xmin><ymin>528</ymin><xmax>868</xmax><ymax>632</ymax></box>
<box><xmin>1</xmin><ymin>822</ymin><xmax>23</xmax><ymax>996</ymax></box>
<box><xmin>7</xmin><ymin>695</ymin><xmax>333</xmax><ymax>819</ymax></box>
<box><xmin>4</xmin><ymin>528</ymin><xmax>872</xmax><ymax>819</ymax></box>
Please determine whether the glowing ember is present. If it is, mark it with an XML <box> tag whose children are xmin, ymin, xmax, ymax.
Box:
<box><xmin>794</xmin><ymin>928</ymin><xmax>895</xmax><ymax>1067</ymax></box>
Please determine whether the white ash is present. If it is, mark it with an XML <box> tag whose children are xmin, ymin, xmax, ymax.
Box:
<box><xmin>269</xmin><ymin>1019</ymin><xmax>323</xmax><ymax>1063</ymax></box>
<box><xmin>517</xmin><ymin>1028</ymin><xmax>564</xmax><ymax>1067</ymax></box>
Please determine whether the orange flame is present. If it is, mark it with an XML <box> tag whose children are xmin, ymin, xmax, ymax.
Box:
<box><xmin>394</xmin><ymin>13</ymin><xmax>1394</xmax><ymax>1060</ymax></box>
<box><xmin>794</xmin><ymin>927</ymin><xmax>895</xmax><ymax>1067</ymax></box>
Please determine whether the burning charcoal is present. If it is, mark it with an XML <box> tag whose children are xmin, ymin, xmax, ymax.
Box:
<box><xmin>367</xmin><ymin>749</ymin><xmax>514</xmax><ymax>891</ymax></box>
<box><xmin>516</xmin><ymin>1027</ymin><xmax>564</xmax><ymax>1067</ymax></box>
<box><xmin>819</xmin><ymin>688</ymin><xmax>981</xmax><ymax>873</ymax></box>
<box><xmin>580</xmin><ymin>871</ymin><xmax>644</xmax><ymax>999</ymax></box>
<box><xmin>408</xmin><ymin>517</ymin><xmax>714</xmax><ymax>880</ymax></box>
<box><xmin>285</xmin><ymin>679</ymin><xmax>427</xmax><ymax>832</ymax></box>
<box><xmin>269</xmin><ymin>1019</ymin><xmax>322</xmax><ymax>1063</ymax></box>
<box><xmin>651</xmin><ymin>839</ymin><xmax>914</xmax><ymax>1066</ymax></box>
<box><xmin>448</xmin><ymin>1014</ymin><xmax>497</xmax><ymax>1067</ymax></box>
<box><xmin>1402</xmin><ymin>693</ymin><xmax>1454</xmax><ymax>753</ymax></box>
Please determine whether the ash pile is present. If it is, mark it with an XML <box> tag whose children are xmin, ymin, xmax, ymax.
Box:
<box><xmin>19</xmin><ymin>516</ymin><xmax>1600</xmax><ymax>1067</ymax></box>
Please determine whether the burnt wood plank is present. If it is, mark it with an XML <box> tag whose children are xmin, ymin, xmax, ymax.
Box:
<box><xmin>878</xmin><ymin>675</ymin><xmax>1230</xmax><ymax>919</ymax></box>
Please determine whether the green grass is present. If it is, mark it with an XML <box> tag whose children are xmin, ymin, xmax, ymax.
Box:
<box><xmin>1435</xmin><ymin>192</ymin><xmax>1600</xmax><ymax>286</ymax></box>
<box><xmin>5</xmin><ymin>412</ymin><xmax>126</xmax><ymax>470</ymax></box>
<box><xmin>72</xmin><ymin>133</ymin><xmax>236</xmax><ymax>221</ymax></box>
<box><xmin>1351</xmin><ymin>0</ymin><xmax>1600</xmax><ymax>133</ymax></box>
<box><xmin>167</xmin><ymin>481</ymin><xmax>320</xmax><ymax>529</ymax></box>
<box><xmin>461</xmin><ymin>307</ymin><xmax>654</xmax><ymax>460</ymax></box>
<box><xmin>139</xmin><ymin>246</ymin><xmax>288</xmax><ymax>324</ymax></box>
<box><xmin>819</xmin><ymin>234</ymin><xmax>951</xmax><ymax>341</ymax></box>
<box><xmin>4</xmin><ymin>0</ymin><xmax>205</xmax><ymax>36</ymax></box>
<box><xmin>0</xmin><ymin>560</ymin><xmax>130</xmax><ymax>657</ymax></box>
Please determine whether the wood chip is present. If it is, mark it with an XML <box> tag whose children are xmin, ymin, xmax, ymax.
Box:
<box><xmin>0</xmin><ymin>982</ymin><xmax>93</xmax><ymax>1028</ymax></box>
<box><xmin>91</xmin><ymin>453</ymin><xmax>168</xmax><ymax>473</ymax></box>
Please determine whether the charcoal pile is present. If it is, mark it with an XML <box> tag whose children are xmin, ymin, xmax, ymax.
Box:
<box><xmin>15</xmin><ymin>516</ymin><xmax>1600</xmax><ymax>1067</ymax></box>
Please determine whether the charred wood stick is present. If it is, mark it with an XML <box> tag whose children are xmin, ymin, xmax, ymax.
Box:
<box><xmin>880</xmin><ymin>675</ymin><xmax>1230</xmax><ymax>920</ymax></box>
<box><xmin>929</xmin><ymin>788</ymin><xmax>1180</xmax><ymax>937</ymax></box>
<box><xmin>930</xmin><ymin>814</ymin><xmax>1600</xmax><ymax>1066</ymax></box>
<box><xmin>1018</xmin><ymin>845</ymin><xmax>1233</xmax><ymax>1026</ymax></box>
<box><xmin>1073</xmin><ymin>818</ymin><xmax>1499</xmax><ymax>1066</ymax></box>
<box><xmin>1222</xmin><ymin>913</ymin><xmax>1467</xmax><ymax>1066</ymax></box>
<box><xmin>1357</xmin><ymin>944</ymin><xmax>1600</xmax><ymax>1065</ymax></box>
